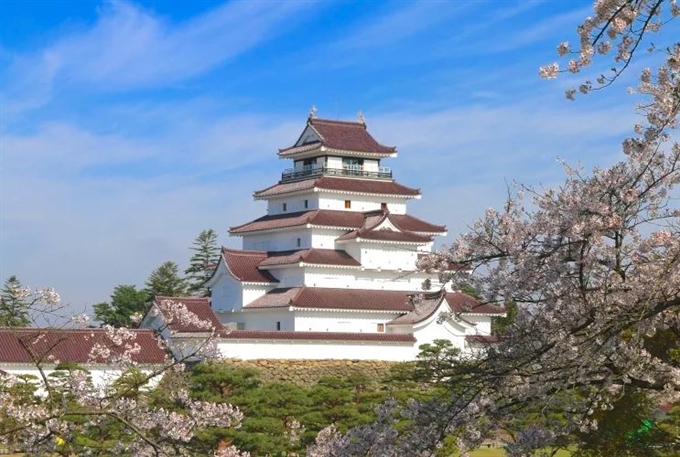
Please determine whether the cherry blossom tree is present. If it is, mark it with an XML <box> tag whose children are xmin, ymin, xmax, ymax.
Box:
<box><xmin>0</xmin><ymin>287</ymin><xmax>249</xmax><ymax>456</ymax></box>
<box><xmin>320</xmin><ymin>0</ymin><xmax>679</xmax><ymax>453</ymax></box>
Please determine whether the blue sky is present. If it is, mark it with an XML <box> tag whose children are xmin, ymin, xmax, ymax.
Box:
<box><xmin>0</xmin><ymin>0</ymin><xmax>651</xmax><ymax>313</ymax></box>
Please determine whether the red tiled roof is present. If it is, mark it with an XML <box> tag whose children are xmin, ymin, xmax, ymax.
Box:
<box><xmin>246</xmin><ymin>287</ymin><xmax>416</xmax><ymax>311</ymax></box>
<box><xmin>387</xmin><ymin>292</ymin><xmax>444</xmax><ymax>325</ymax></box>
<box><xmin>254</xmin><ymin>176</ymin><xmax>420</xmax><ymax>199</ymax></box>
<box><xmin>0</xmin><ymin>328</ymin><xmax>167</xmax><ymax>364</ymax></box>
<box><xmin>465</xmin><ymin>335</ymin><xmax>500</xmax><ymax>344</ymax></box>
<box><xmin>388</xmin><ymin>292</ymin><xmax>506</xmax><ymax>325</ymax></box>
<box><xmin>336</xmin><ymin>229</ymin><xmax>432</xmax><ymax>243</ymax></box>
<box><xmin>220</xmin><ymin>330</ymin><xmax>415</xmax><ymax>343</ymax></box>
<box><xmin>222</xmin><ymin>248</ymin><xmax>279</xmax><ymax>283</ymax></box>
<box><xmin>230</xmin><ymin>209</ymin><xmax>360</xmax><ymax>234</ymax></box>
<box><xmin>445</xmin><ymin>294</ymin><xmax>505</xmax><ymax>314</ymax></box>
<box><xmin>279</xmin><ymin>118</ymin><xmax>396</xmax><ymax>155</ymax></box>
<box><xmin>259</xmin><ymin>249</ymin><xmax>360</xmax><ymax>267</ymax></box>
<box><xmin>390</xmin><ymin>214</ymin><xmax>446</xmax><ymax>234</ymax></box>
<box><xmin>153</xmin><ymin>296</ymin><xmax>223</xmax><ymax>333</ymax></box>
<box><xmin>230</xmin><ymin>209</ymin><xmax>441</xmax><ymax>235</ymax></box>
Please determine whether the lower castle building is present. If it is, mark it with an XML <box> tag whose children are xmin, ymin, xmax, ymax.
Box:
<box><xmin>146</xmin><ymin>114</ymin><xmax>504</xmax><ymax>361</ymax></box>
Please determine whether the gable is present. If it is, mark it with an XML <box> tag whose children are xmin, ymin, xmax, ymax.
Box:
<box><xmin>296</xmin><ymin>125</ymin><xmax>321</xmax><ymax>147</ymax></box>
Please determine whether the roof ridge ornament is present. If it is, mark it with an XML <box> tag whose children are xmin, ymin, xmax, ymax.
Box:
<box><xmin>357</xmin><ymin>110</ymin><xmax>365</xmax><ymax>124</ymax></box>
<box><xmin>309</xmin><ymin>105</ymin><xmax>317</xmax><ymax>119</ymax></box>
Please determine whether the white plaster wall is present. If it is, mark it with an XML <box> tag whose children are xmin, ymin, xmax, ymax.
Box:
<box><xmin>318</xmin><ymin>195</ymin><xmax>407</xmax><ymax>214</ymax></box>
<box><xmin>294</xmin><ymin>310</ymin><xmax>401</xmax><ymax>332</ymax></box>
<box><xmin>310</xmin><ymin>228</ymin><xmax>347</xmax><ymax>249</ymax></box>
<box><xmin>303</xmin><ymin>268</ymin><xmax>430</xmax><ymax>291</ymax></box>
<box><xmin>361</xmin><ymin>245</ymin><xmax>419</xmax><ymax>271</ymax></box>
<box><xmin>267</xmin><ymin>194</ymin><xmax>319</xmax><ymax>215</ymax></box>
<box><xmin>461</xmin><ymin>315</ymin><xmax>493</xmax><ymax>335</ymax></box>
<box><xmin>326</xmin><ymin>156</ymin><xmax>343</xmax><ymax>169</ymax></box>
<box><xmin>363</xmin><ymin>159</ymin><xmax>379</xmax><ymax>172</ymax></box>
<box><xmin>243</xmin><ymin>230</ymin><xmax>312</xmax><ymax>251</ymax></box>
<box><xmin>241</xmin><ymin>310</ymin><xmax>295</xmax><ymax>331</ymax></box>
<box><xmin>217</xmin><ymin>340</ymin><xmax>415</xmax><ymax>361</ymax></box>
<box><xmin>211</xmin><ymin>271</ymin><xmax>244</xmax><ymax>312</ymax></box>
<box><xmin>243</xmin><ymin>285</ymin><xmax>274</xmax><ymax>307</ymax></box>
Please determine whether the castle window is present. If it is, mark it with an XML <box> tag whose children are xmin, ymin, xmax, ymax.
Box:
<box><xmin>377</xmin><ymin>323</ymin><xmax>385</xmax><ymax>333</ymax></box>
<box><xmin>344</xmin><ymin>200</ymin><xmax>351</xmax><ymax>209</ymax></box>
<box><xmin>236</xmin><ymin>322</ymin><xmax>245</xmax><ymax>330</ymax></box>
<box><xmin>282</xmin><ymin>202</ymin><xmax>287</xmax><ymax>212</ymax></box>
<box><xmin>304</xmin><ymin>199</ymin><xmax>309</xmax><ymax>209</ymax></box>
<box><xmin>297</xmin><ymin>238</ymin><xmax>301</xmax><ymax>248</ymax></box>
<box><xmin>381</xmin><ymin>202</ymin><xmax>387</xmax><ymax>210</ymax></box>
<box><xmin>276</xmin><ymin>321</ymin><xmax>281</xmax><ymax>331</ymax></box>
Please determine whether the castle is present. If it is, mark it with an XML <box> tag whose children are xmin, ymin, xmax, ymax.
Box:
<box><xmin>148</xmin><ymin>113</ymin><xmax>504</xmax><ymax>361</ymax></box>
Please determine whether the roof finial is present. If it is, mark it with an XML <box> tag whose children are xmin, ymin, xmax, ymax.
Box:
<box><xmin>309</xmin><ymin>105</ymin><xmax>317</xmax><ymax>119</ymax></box>
<box><xmin>357</xmin><ymin>110</ymin><xmax>365</xmax><ymax>124</ymax></box>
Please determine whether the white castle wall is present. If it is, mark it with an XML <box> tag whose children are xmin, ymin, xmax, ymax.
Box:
<box><xmin>293</xmin><ymin>310</ymin><xmax>401</xmax><ymax>333</ymax></box>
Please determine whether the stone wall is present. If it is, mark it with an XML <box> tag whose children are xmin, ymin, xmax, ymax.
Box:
<box><xmin>220</xmin><ymin>358</ymin><xmax>406</xmax><ymax>386</ymax></box>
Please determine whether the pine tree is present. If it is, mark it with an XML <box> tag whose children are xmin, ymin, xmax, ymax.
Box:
<box><xmin>185</xmin><ymin>229</ymin><xmax>220</xmax><ymax>297</ymax></box>
<box><xmin>0</xmin><ymin>275</ymin><xmax>30</xmax><ymax>327</ymax></box>
<box><xmin>146</xmin><ymin>261</ymin><xmax>188</xmax><ymax>298</ymax></box>
<box><xmin>93</xmin><ymin>285</ymin><xmax>150</xmax><ymax>328</ymax></box>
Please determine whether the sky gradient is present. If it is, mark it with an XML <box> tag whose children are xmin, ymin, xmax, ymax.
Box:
<box><xmin>0</xmin><ymin>0</ymin><xmax>652</xmax><ymax>314</ymax></box>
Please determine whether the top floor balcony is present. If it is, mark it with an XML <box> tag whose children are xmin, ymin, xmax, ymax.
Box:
<box><xmin>281</xmin><ymin>164</ymin><xmax>392</xmax><ymax>182</ymax></box>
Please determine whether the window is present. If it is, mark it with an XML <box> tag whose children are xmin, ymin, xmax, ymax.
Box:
<box><xmin>282</xmin><ymin>202</ymin><xmax>287</xmax><ymax>211</ymax></box>
<box><xmin>377</xmin><ymin>323</ymin><xmax>385</xmax><ymax>333</ymax></box>
<box><xmin>236</xmin><ymin>322</ymin><xmax>245</xmax><ymax>330</ymax></box>
<box><xmin>344</xmin><ymin>200</ymin><xmax>351</xmax><ymax>209</ymax></box>
<box><xmin>304</xmin><ymin>199</ymin><xmax>309</xmax><ymax>209</ymax></box>
<box><xmin>381</xmin><ymin>202</ymin><xmax>387</xmax><ymax>210</ymax></box>
<box><xmin>296</xmin><ymin>238</ymin><xmax>301</xmax><ymax>248</ymax></box>
<box><xmin>276</xmin><ymin>321</ymin><xmax>281</xmax><ymax>331</ymax></box>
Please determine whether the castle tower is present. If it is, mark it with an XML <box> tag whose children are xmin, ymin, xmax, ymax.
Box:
<box><xmin>203</xmin><ymin>114</ymin><xmax>503</xmax><ymax>360</ymax></box>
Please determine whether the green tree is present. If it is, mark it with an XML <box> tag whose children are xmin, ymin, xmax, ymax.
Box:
<box><xmin>0</xmin><ymin>275</ymin><xmax>30</xmax><ymax>327</ymax></box>
<box><xmin>145</xmin><ymin>261</ymin><xmax>188</xmax><ymax>298</ymax></box>
<box><xmin>185</xmin><ymin>229</ymin><xmax>220</xmax><ymax>297</ymax></box>
<box><xmin>93</xmin><ymin>285</ymin><xmax>150</xmax><ymax>328</ymax></box>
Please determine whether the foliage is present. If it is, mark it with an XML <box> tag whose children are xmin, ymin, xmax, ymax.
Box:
<box><xmin>93</xmin><ymin>284</ymin><xmax>150</xmax><ymax>327</ymax></box>
<box><xmin>330</xmin><ymin>0</ymin><xmax>680</xmax><ymax>454</ymax></box>
<box><xmin>146</xmin><ymin>260</ymin><xmax>188</xmax><ymax>298</ymax></box>
<box><xmin>0</xmin><ymin>275</ymin><xmax>30</xmax><ymax>327</ymax></box>
<box><xmin>0</xmin><ymin>290</ymin><xmax>246</xmax><ymax>456</ymax></box>
<box><xmin>185</xmin><ymin>229</ymin><xmax>221</xmax><ymax>297</ymax></box>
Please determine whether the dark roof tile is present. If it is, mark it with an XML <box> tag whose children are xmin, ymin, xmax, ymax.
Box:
<box><xmin>153</xmin><ymin>296</ymin><xmax>223</xmax><ymax>333</ymax></box>
<box><xmin>254</xmin><ymin>177</ymin><xmax>420</xmax><ymax>199</ymax></box>
<box><xmin>0</xmin><ymin>328</ymin><xmax>167</xmax><ymax>364</ymax></box>
<box><xmin>222</xmin><ymin>248</ymin><xmax>279</xmax><ymax>283</ymax></box>
<box><xmin>279</xmin><ymin>118</ymin><xmax>396</xmax><ymax>155</ymax></box>
<box><xmin>246</xmin><ymin>287</ymin><xmax>415</xmax><ymax>311</ymax></box>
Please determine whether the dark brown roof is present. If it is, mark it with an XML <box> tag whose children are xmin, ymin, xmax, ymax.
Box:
<box><xmin>260</xmin><ymin>249</ymin><xmax>360</xmax><ymax>268</ymax></box>
<box><xmin>445</xmin><ymin>294</ymin><xmax>505</xmax><ymax>314</ymax></box>
<box><xmin>0</xmin><ymin>328</ymin><xmax>167</xmax><ymax>364</ymax></box>
<box><xmin>222</xmin><ymin>248</ymin><xmax>279</xmax><ymax>283</ymax></box>
<box><xmin>220</xmin><ymin>330</ymin><xmax>415</xmax><ymax>343</ymax></box>
<box><xmin>390</xmin><ymin>214</ymin><xmax>446</xmax><ymax>234</ymax></box>
<box><xmin>246</xmin><ymin>287</ymin><xmax>416</xmax><ymax>311</ymax></box>
<box><xmin>153</xmin><ymin>296</ymin><xmax>223</xmax><ymax>333</ymax></box>
<box><xmin>230</xmin><ymin>209</ymin><xmax>358</xmax><ymax>234</ymax></box>
<box><xmin>387</xmin><ymin>292</ymin><xmax>444</xmax><ymax>325</ymax></box>
<box><xmin>336</xmin><ymin>229</ymin><xmax>432</xmax><ymax>243</ymax></box>
<box><xmin>388</xmin><ymin>292</ymin><xmax>506</xmax><ymax>325</ymax></box>
<box><xmin>279</xmin><ymin>118</ymin><xmax>396</xmax><ymax>155</ymax></box>
<box><xmin>254</xmin><ymin>176</ymin><xmax>420</xmax><ymax>199</ymax></box>
<box><xmin>230</xmin><ymin>209</ymin><xmax>441</xmax><ymax>235</ymax></box>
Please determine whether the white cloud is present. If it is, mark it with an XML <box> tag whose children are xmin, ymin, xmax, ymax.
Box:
<box><xmin>1</xmin><ymin>0</ymin><xmax>316</xmax><ymax>113</ymax></box>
